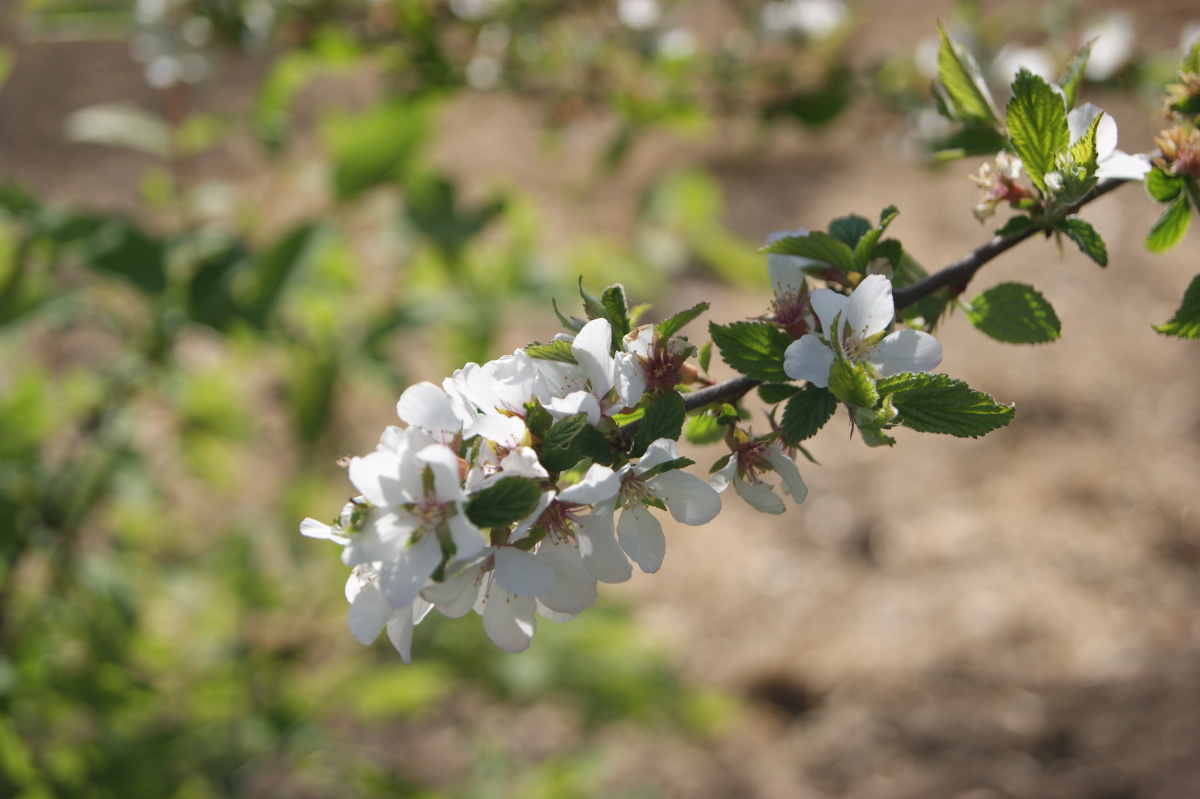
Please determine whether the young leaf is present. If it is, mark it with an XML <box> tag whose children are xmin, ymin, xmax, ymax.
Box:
<box><xmin>965</xmin><ymin>282</ymin><xmax>1061</xmax><ymax>344</ymax></box>
<box><xmin>1058</xmin><ymin>39</ymin><xmax>1095</xmax><ymax>110</ymax></box>
<box><xmin>1146</xmin><ymin>195</ymin><xmax>1192</xmax><ymax>253</ymax></box>
<box><xmin>601</xmin><ymin>284</ymin><xmax>632</xmax><ymax>342</ymax></box>
<box><xmin>1066</xmin><ymin>112</ymin><xmax>1102</xmax><ymax>177</ymax></box>
<box><xmin>630</xmin><ymin>390</ymin><xmax>686</xmax><ymax>458</ymax></box>
<box><xmin>538</xmin><ymin>412</ymin><xmax>590</xmax><ymax>473</ymax></box>
<box><xmin>758</xmin><ymin>383</ymin><xmax>800</xmax><ymax>404</ymax></box>
<box><xmin>827</xmin><ymin>356</ymin><xmax>878</xmax><ymax>409</ymax></box>
<box><xmin>552</xmin><ymin>297</ymin><xmax>586</xmax><ymax>334</ymax></box>
<box><xmin>1058</xmin><ymin>217</ymin><xmax>1108</xmax><ymax>266</ymax></box>
<box><xmin>1154</xmin><ymin>273</ymin><xmax>1200</xmax><ymax>339</ymax></box>
<box><xmin>935</xmin><ymin>22</ymin><xmax>1002</xmax><ymax>127</ymax></box>
<box><xmin>853</xmin><ymin>206</ymin><xmax>900</xmax><ymax>269</ymax></box>
<box><xmin>828</xmin><ymin>215</ymin><xmax>871</xmax><ymax>248</ymax></box>
<box><xmin>656</xmin><ymin>301</ymin><xmax>710</xmax><ymax>339</ymax></box>
<box><xmin>1145</xmin><ymin>168</ymin><xmax>1185</xmax><ymax>203</ymax></box>
<box><xmin>708</xmin><ymin>321</ymin><xmax>793</xmax><ymax>382</ymax></box>
<box><xmin>877</xmin><ymin>372</ymin><xmax>1014</xmax><ymax>438</ymax></box>
<box><xmin>525</xmin><ymin>339</ymin><xmax>577</xmax><ymax>364</ymax></box>
<box><xmin>781</xmin><ymin>385</ymin><xmax>839</xmax><ymax>444</ymax></box>
<box><xmin>762</xmin><ymin>231</ymin><xmax>857</xmax><ymax>273</ymax></box>
<box><xmin>685</xmin><ymin>411</ymin><xmax>725</xmax><ymax>445</ymax></box>
<box><xmin>995</xmin><ymin>215</ymin><xmax>1036</xmax><ymax>237</ymax></box>
<box><xmin>578</xmin><ymin>278</ymin><xmax>608</xmax><ymax>323</ymax></box>
<box><xmin>465</xmin><ymin>477</ymin><xmax>543</xmax><ymax>529</ymax></box>
<box><xmin>1006</xmin><ymin>68</ymin><xmax>1070</xmax><ymax>195</ymax></box>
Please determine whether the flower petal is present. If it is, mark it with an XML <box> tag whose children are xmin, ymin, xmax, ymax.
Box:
<box><xmin>810</xmin><ymin>288</ymin><xmax>848</xmax><ymax>335</ymax></box>
<box><xmin>846</xmin><ymin>274</ymin><xmax>894</xmax><ymax>338</ymax></box>
<box><xmin>378</xmin><ymin>532</ymin><xmax>442</xmax><ymax>609</ymax></box>
<box><xmin>445</xmin><ymin>510</ymin><xmax>487</xmax><ymax>559</ymax></box>
<box><xmin>653</xmin><ymin>469</ymin><xmax>722</xmax><ymax>525</ymax></box>
<box><xmin>783</xmin><ymin>335</ymin><xmax>835</xmax><ymax>387</ymax></box>
<box><xmin>558</xmin><ymin>464</ymin><xmax>621</xmax><ymax>504</ymax></box>
<box><xmin>707</xmin><ymin>456</ymin><xmax>738</xmax><ymax>493</ymax></box>
<box><xmin>535</xmin><ymin>536</ymin><xmax>598</xmax><ymax>615</ymax></box>
<box><xmin>494</xmin><ymin>546</ymin><xmax>556</xmax><ymax>596</ymax></box>
<box><xmin>571</xmin><ymin>318</ymin><xmax>615</xmax><ymax>394</ymax></box>
<box><xmin>397</xmin><ymin>382</ymin><xmax>461</xmax><ymax>443</ymax></box>
<box><xmin>734</xmin><ymin>477</ymin><xmax>786</xmax><ymax>514</ymax></box>
<box><xmin>871</xmin><ymin>329</ymin><xmax>943</xmax><ymax>376</ymax></box>
<box><xmin>422</xmin><ymin>564</ymin><xmax>481</xmax><ymax>619</ymax></box>
<box><xmin>764</xmin><ymin>446</ymin><xmax>808</xmax><ymax>503</ymax></box>
<box><xmin>481</xmin><ymin>581</ymin><xmax>537</xmax><ymax>652</ymax></box>
<box><xmin>617</xmin><ymin>505</ymin><xmax>666</xmax><ymax>573</ymax></box>
<box><xmin>347</xmin><ymin>581</ymin><xmax>389</xmax><ymax>645</ymax></box>
<box><xmin>1097</xmin><ymin>150</ymin><xmax>1151</xmax><ymax>181</ymax></box>
<box><xmin>574</xmin><ymin>502</ymin><xmax>633</xmax><ymax>583</ymax></box>
<box><xmin>385</xmin><ymin>598</ymin><xmax>432</xmax><ymax>664</ymax></box>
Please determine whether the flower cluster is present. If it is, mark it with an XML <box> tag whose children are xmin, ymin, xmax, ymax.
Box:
<box><xmin>301</xmin><ymin>317</ymin><xmax>726</xmax><ymax>661</ymax></box>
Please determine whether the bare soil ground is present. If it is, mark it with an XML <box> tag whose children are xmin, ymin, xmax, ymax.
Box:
<box><xmin>4</xmin><ymin>1</ymin><xmax>1200</xmax><ymax>797</ymax></box>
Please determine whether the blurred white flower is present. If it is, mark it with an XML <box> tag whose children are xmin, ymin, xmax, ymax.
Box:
<box><xmin>762</xmin><ymin>0</ymin><xmax>849</xmax><ymax>39</ymax></box>
<box><xmin>1084</xmin><ymin>13</ymin><xmax>1135</xmax><ymax>81</ymax></box>
<box><xmin>1067</xmin><ymin>102</ymin><xmax>1150</xmax><ymax>181</ymax></box>
<box><xmin>619</xmin><ymin>0</ymin><xmax>662</xmax><ymax>30</ymax></box>
<box><xmin>991</xmin><ymin>44</ymin><xmax>1055</xmax><ymax>88</ymax></box>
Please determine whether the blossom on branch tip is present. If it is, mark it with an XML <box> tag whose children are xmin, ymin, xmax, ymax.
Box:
<box><xmin>765</xmin><ymin>227</ymin><xmax>819</xmax><ymax>338</ymax></box>
<box><xmin>782</xmin><ymin>274</ymin><xmax>942</xmax><ymax>389</ymax></box>
<box><xmin>710</xmin><ymin>437</ymin><xmax>807</xmax><ymax>514</ymax></box>
<box><xmin>1067</xmin><ymin>103</ymin><xmax>1150</xmax><ymax>181</ymax></box>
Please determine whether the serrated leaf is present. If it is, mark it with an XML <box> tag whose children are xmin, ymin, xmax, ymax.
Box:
<box><xmin>1146</xmin><ymin>195</ymin><xmax>1192</xmax><ymax>253</ymax></box>
<box><xmin>638</xmin><ymin>456</ymin><xmax>695</xmax><ymax>481</ymax></box>
<box><xmin>853</xmin><ymin>205</ymin><xmax>900</xmax><ymax>269</ymax></box>
<box><xmin>1145</xmin><ymin>168</ymin><xmax>1185</xmax><ymax>203</ymax></box>
<box><xmin>1058</xmin><ymin>216</ymin><xmax>1108</xmax><ymax>266</ymax></box>
<box><xmin>762</xmin><ymin>231</ymin><xmax>857</xmax><ymax>273</ymax></box>
<box><xmin>1058</xmin><ymin>39</ymin><xmax>1095</xmax><ymax>110</ymax></box>
<box><xmin>827</xmin><ymin>357</ymin><xmax>878</xmax><ymax>409</ymax></box>
<box><xmin>1066</xmin><ymin>112</ymin><xmax>1102</xmax><ymax>177</ymax></box>
<box><xmin>828</xmin><ymin>215</ymin><xmax>871</xmax><ymax>248</ymax></box>
<box><xmin>877</xmin><ymin>372</ymin><xmax>1014</xmax><ymax>438</ymax></box>
<box><xmin>780</xmin><ymin>385</ymin><xmax>838</xmax><ymax>444</ymax></box>
<box><xmin>525</xmin><ymin>339</ymin><xmax>578</xmax><ymax>364</ymax></box>
<box><xmin>708</xmin><ymin>321</ymin><xmax>793</xmax><ymax>382</ymax></box>
<box><xmin>578</xmin><ymin>278</ymin><xmax>608</xmax><ymax>322</ymax></box>
<box><xmin>466</xmin><ymin>477</ymin><xmax>543</xmax><ymax>529</ymax></box>
<box><xmin>1006</xmin><ymin>68</ymin><xmax>1070</xmax><ymax>195</ymax></box>
<box><xmin>524</xmin><ymin>402</ymin><xmax>554</xmax><ymax>438</ymax></box>
<box><xmin>965</xmin><ymin>282</ymin><xmax>1061</xmax><ymax>344</ymax></box>
<box><xmin>630</xmin><ymin>390</ymin><xmax>686</xmax><ymax>458</ymax></box>
<box><xmin>552</xmin><ymin>297</ymin><xmax>586</xmax><ymax>334</ymax></box>
<box><xmin>758</xmin><ymin>383</ymin><xmax>800</xmax><ymax>404</ymax></box>
<box><xmin>656</xmin><ymin>301</ymin><xmax>710</xmax><ymax>339</ymax></box>
<box><xmin>936</xmin><ymin>22</ymin><xmax>1001</xmax><ymax>127</ymax></box>
<box><xmin>601</xmin><ymin>284</ymin><xmax>631</xmax><ymax>343</ymax></box>
<box><xmin>931</xmin><ymin>127</ymin><xmax>1011</xmax><ymax>160</ymax></box>
<box><xmin>995</xmin><ymin>215</ymin><xmax>1036</xmax><ymax>237</ymax></box>
<box><xmin>576</xmin><ymin>424</ymin><xmax>617</xmax><ymax>466</ymax></box>
<box><xmin>538</xmin><ymin>412</ymin><xmax>590</xmax><ymax>473</ymax></box>
<box><xmin>1154</xmin><ymin>273</ymin><xmax>1200</xmax><ymax>339</ymax></box>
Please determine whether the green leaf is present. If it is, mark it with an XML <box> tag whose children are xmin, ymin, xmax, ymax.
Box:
<box><xmin>684</xmin><ymin>411</ymin><xmax>725</xmax><ymax>445</ymax></box>
<box><xmin>1058</xmin><ymin>39</ymin><xmax>1095</xmax><ymax>110</ymax></box>
<box><xmin>656</xmin><ymin>301</ymin><xmax>710</xmax><ymax>339</ymax></box>
<box><xmin>1145</xmin><ymin>168</ymin><xmax>1185</xmax><ymax>203</ymax></box>
<box><xmin>1066</xmin><ymin>112</ymin><xmax>1102</xmax><ymax>176</ymax></box>
<box><xmin>853</xmin><ymin>205</ymin><xmax>900</xmax><ymax>269</ymax></box>
<box><xmin>601</xmin><ymin>284</ymin><xmax>632</xmax><ymax>342</ymax></box>
<box><xmin>525</xmin><ymin>339</ymin><xmax>577</xmax><ymax>364</ymax></box>
<box><xmin>708</xmin><ymin>321</ymin><xmax>794</xmax><ymax>382</ymax></box>
<box><xmin>575</xmin><ymin>424</ymin><xmax>617</xmax><ymax>466</ymax></box>
<box><xmin>630</xmin><ymin>390</ymin><xmax>686</xmax><ymax>458</ymax></box>
<box><xmin>324</xmin><ymin>100</ymin><xmax>434</xmax><ymax>200</ymax></box>
<box><xmin>1185</xmin><ymin>38</ymin><xmax>1200</xmax><ymax>75</ymax></box>
<box><xmin>578</xmin><ymin>278</ymin><xmax>608</xmax><ymax>323</ymax></box>
<box><xmin>757</xmin><ymin>383</ymin><xmax>800</xmax><ymax>404</ymax></box>
<box><xmin>930</xmin><ymin>127</ymin><xmax>1011</xmax><ymax>160</ymax></box>
<box><xmin>762</xmin><ymin>231</ymin><xmax>857</xmax><ymax>273</ymax></box>
<box><xmin>637</xmin><ymin>456</ymin><xmax>695</xmax><ymax>482</ymax></box>
<box><xmin>538</xmin><ymin>412</ymin><xmax>590</xmax><ymax>473</ymax></box>
<box><xmin>466</xmin><ymin>477</ymin><xmax>543</xmax><ymax>529</ymax></box>
<box><xmin>552</xmin><ymin>297</ymin><xmax>586</xmax><ymax>334</ymax></box>
<box><xmin>828</xmin><ymin>215</ymin><xmax>871</xmax><ymax>248</ymax></box>
<box><xmin>1006</xmin><ymin>68</ymin><xmax>1070</xmax><ymax>195</ymax></box>
<box><xmin>1058</xmin><ymin>216</ymin><xmax>1108</xmax><ymax>266</ymax></box>
<box><xmin>83</xmin><ymin>221</ymin><xmax>167</xmax><ymax>295</ymax></box>
<box><xmin>935</xmin><ymin>22</ymin><xmax>1001</xmax><ymax>127</ymax></box>
<box><xmin>698</xmin><ymin>340</ymin><xmax>712</xmax><ymax>374</ymax></box>
<box><xmin>877</xmin><ymin>372</ymin><xmax>1014</xmax><ymax>438</ymax></box>
<box><xmin>995</xmin><ymin>215</ymin><xmax>1036</xmax><ymax>237</ymax></box>
<box><xmin>1146</xmin><ymin>195</ymin><xmax>1192</xmax><ymax>253</ymax></box>
<box><xmin>242</xmin><ymin>222</ymin><xmax>319</xmax><ymax>326</ymax></box>
<box><xmin>965</xmin><ymin>282</ymin><xmax>1061</xmax><ymax>344</ymax></box>
<box><xmin>780</xmin><ymin>385</ymin><xmax>838</xmax><ymax>444</ymax></box>
<box><xmin>827</xmin><ymin>357</ymin><xmax>878</xmax><ymax>409</ymax></box>
<box><xmin>1154</xmin><ymin>273</ymin><xmax>1200</xmax><ymax>339</ymax></box>
<box><xmin>524</xmin><ymin>402</ymin><xmax>555</xmax><ymax>439</ymax></box>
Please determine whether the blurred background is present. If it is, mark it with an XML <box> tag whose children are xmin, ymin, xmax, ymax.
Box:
<box><xmin>2</xmin><ymin>0</ymin><xmax>1200</xmax><ymax>797</ymax></box>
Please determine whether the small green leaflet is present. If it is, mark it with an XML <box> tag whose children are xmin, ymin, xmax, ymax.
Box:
<box><xmin>1057</xmin><ymin>39</ymin><xmax>1094</xmax><ymax>111</ymax></box>
<box><xmin>965</xmin><ymin>282</ymin><xmax>1061</xmax><ymax>344</ymax></box>
<box><xmin>578</xmin><ymin>278</ymin><xmax>608</xmax><ymax>322</ymax></box>
<box><xmin>538</xmin><ymin>412</ymin><xmax>590</xmax><ymax>473</ymax></box>
<box><xmin>877</xmin><ymin>372</ymin><xmax>1014</xmax><ymax>438</ymax></box>
<box><xmin>601</xmin><ymin>284</ymin><xmax>632</xmax><ymax>343</ymax></box>
<box><xmin>708</xmin><ymin>321</ymin><xmax>793</xmax><ymax>382</ymax></box>
<box><xmin>827</xmin><ymin>356</ymin><xmax>878</xmax><ymax>409</ymax></box>
<box><xmin>525</xmin><ymin>339</ymin><xmax>577</xmax><ymax>363</ymax></box>
<box><xmin>781</xmin><ymin>385</ymin><xmax>839</xmax><ymax>444</ymax></box>
<box><xmin>1058</xmin><ymin>216</ymin><xmax>1108</xmax><ymax>266</ymax></box>
<box><xmin>853</xmin><ymin>206</ymin><xmax>900</xmax><ymax>270</ymax></box>
<box><xmin>465</xmin><ymin>477</ymin><xmax>543</xmax><ymax>529</ymax></box>
<box><xmin>762</xmin><ymin>231</ymin><xmax>857</xmax><ymax>273</ymax></box>
<box><xmin>1145</xmin><ymin>168</ymin><xmax>1185</xmax><ymax>203</ymax></box>
<box><xmin>685</xmin><ymin>411</ymin><xmax>725</xmax><ymax>445</ymax></box>
<box><xmin>657</xmin><ymin>301</ymin><xmax>710</xmax><ymax>339</ymax></box>
<box><xmin>638</xmin><ymin>456</ymin><xmax>695</xmax><ymax>482</ymax></box>
<box><xmin>828</xmin><ymin>215</ymin><xmax>871</xmax><ymax>248</ymax></box>
<box><xmin>995</xmin><ymin>215</ymin><xmax>1036</xmax><ymax>237</ymax></box>
<box><xmin>1154</xmin><ymin>273</ymin><xmax>1200</xmax><ymax>339</ymax></box>
<box><xmin>1146</xmin><ymin>194</ymin><xmax>1192</xmax><ymax>253</ymax></box>
<box><xmin>935</xmin><ymin>22</ymin><xmax>1002</xmax><ymax>128</ymax></box>
<box><xmin>630</xmin><ymin>390</ymin><xmax>686</xmax><ymax>458</ymax></box>
<box><xmin>1006</xmin><ymin>69</ymin><xmax>1069</xmax><ymax>195</ymax></box>
<box><xmin>1066</xmin><ymin>112</ymin><xmax>1102</xmax><ymax>177</ymax></box>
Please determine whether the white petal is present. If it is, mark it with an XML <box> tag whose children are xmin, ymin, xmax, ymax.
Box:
<box><xmin>299</xmin><ymin>517</ymin><xmax>347</xmax><ymax>544</ymax></box>
<box><xmin>348</xmin><ymin>450</ymin><xmax>411</xmax><ymax>507</ymax></box>
<box><xmin>846</xmin><ymin>274</ymin><xmax>894</xmax><ymax>338</ymax></box>
<box><xmin>617</xmin><ymin>505</ymin><xmax>666</xmax><ymax>573</ymax></box>
<box><xmin>535</xmin><ymin>536</ymin><xmax>598</xmax><ymax>615</ymax></box>
<box><xmin>574</xmin><ymin>502</ymin><xmax>633</xmax><ymax>583</ymax></box>
<box><xmin>707</xmin><ymin>456</ymin><xmax>738</xmax><ymax>493</ymax></box>
<box><xmin>347</xmin><ymin>581</ymin><xmax>390</xmax><ymax>645</ymax></box>
<box><xmin>1067</xmin><ymin>103</ymin><xmax>1103</xmax><ymax>146</ymax></box>
<box><xmin>637</xmin><ymin>438</ymin><xmax>680</xmax><ymax>472</ymax></box>
<box><xmin>810</xmin><ymin>288</ymin><xmax>848</xmax><ymax>335</ymax></box>
<box><xmin>734</xmin><ymin>477</ymin><xmax>786</xmax><ymax>514</ymax></box>
<box><xmin>871</xmin><ymin>329</ymin><xmax>943</xmax><ymax>377</ymax></box>
<box><xmin>509</xmin><ymin>489</ymin><xmax>556</xmax><ymax>543</ymax></box>
<box><xmin>546</xmin><ymin>391</ymin><xmax>602</xmax><ymax>426</ymax></box>
<box><xmin>783</xmin><ymin>335</ymin><xmax>835</xmax><ymax>387</ymax></box>
<box><xmin>445</xmin><ymin>510</ymin><xmax>487</xmax><ymax>559</ymax></box>
<box><xmin>340</xmin><ymin>509</ymin><xmax>415</xmax><ymax>567</ymax></box>
<box><xmin>481</xmin><ymin>581</ymin><xmax>537</xmax><ymax>652</ymax></box>
<box><xmin>397</xmin><ymin>382</ymin><xmax>461</xmax><ymax>442</ymax></box>
<box><xmin>536</xmin><ymin>600</ymin><xmax>577</xmax><ymax>623</ymax></box>
<box><xmin>422</xmin><ymin>564</ymin><xmax>481</xmax><ymax>619</ymax></box>
<box><xmin>653</xmin><ymin>469</ymin><xmax>722</xmax><ymax>526</ymax></box>
<box><xmin>612</xmin><ymin>353</ymin><xmax>646</xmax><ymax>411</ymax></box>
<box><xmin>765</xmin><ymin>446</ymin><xmax>808</xmax><ymax>503</ymax></box>
<box><xmin>1097</xmin><ymin>150</ymin><xmax>1151</xmax><ymax>181</ymax></box>
<box><xmin>497</xmin><ymin>447</ymin><xmax>549</xmax><ymax>481</ymax></box>
<box><xmin>378</xmin><ymin>533</ymin><xmax>442</xmax><ymax>608</ymax></box>
<box><xmin>558</xmin><ymin>464</ymin><xmax>621</xmax><ymax>504</ymax></box>
<box><xmin>494</xmin><ymin>546</ymin><xmax>556</xmax><ymax>596</ymax></box>
<box><xmin>572</xmin><ymin>318</ymin><xmax>615</xmax><ymax>394</ymax></box>
<box><xmin>463</xmin><ymin>414</ymin><xmax>526</xmax><ymax>447</ymax></box>
<box><xmin>417</xmin><ymin>444</ymin><xmax>467</xmax><ymax>502</ymax></box>
<box><xmin>1094</xmin><ymin>111</ymin><xmax>1119</xmax><ymax>161</ymax></box>
<box><xmin>384</xmin><ymin>598</ymin><xmax>431</xmax><ymax>664</ymax></box>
